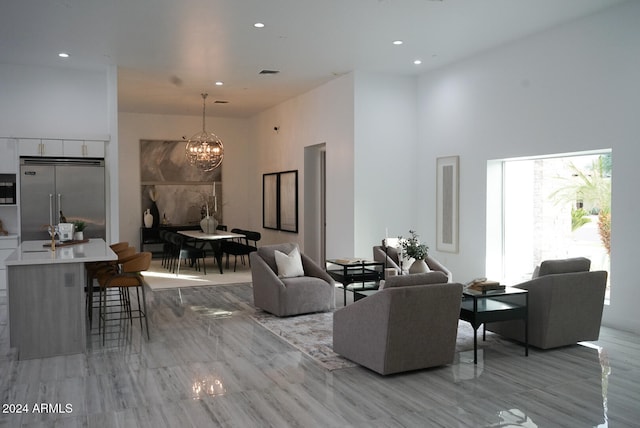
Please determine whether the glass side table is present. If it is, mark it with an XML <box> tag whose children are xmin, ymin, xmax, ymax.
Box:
<box><xmin>326</xmin><ymin>259</ymin><xmax>384</xmax><ymax>306</ymax></box>
<box><xmin>459</xmin><ymin>286</ymin><xmax>528</xmax><ymax>364</ymax></box>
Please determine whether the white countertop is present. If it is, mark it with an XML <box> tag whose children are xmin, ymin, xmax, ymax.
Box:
<box><xmin>5</xmin><ymin>239</ymin><xmax>117</xmax><ymax>266</ymax></box>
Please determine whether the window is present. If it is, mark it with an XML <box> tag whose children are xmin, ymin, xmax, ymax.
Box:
<box><xmin>487</xmin><ymin>151</ymin><xmax>611</xmax><ymax>298</ymax></box>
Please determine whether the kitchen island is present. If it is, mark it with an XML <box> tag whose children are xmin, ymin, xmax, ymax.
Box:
<box><xmin>5</xmin><ymin>239</ymin><xmax>117</xmax><ymax>359</ymax></box>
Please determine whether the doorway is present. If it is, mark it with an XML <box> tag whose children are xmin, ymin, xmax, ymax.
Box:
<box><xmin>304</xmin><ymin>143</ymin><xmax>327</xmax><ymax>265</ymax></box>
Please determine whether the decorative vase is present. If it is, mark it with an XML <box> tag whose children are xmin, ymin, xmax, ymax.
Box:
<box><xmin>144</xmin><ymin>209</ymin><xmax>153</xmax><ymax>228</ymax></box>
<box><xmin>74</xmin><ymin>231</ymin><xmax>84</xmax><ymax>241</ymax></box>
<box><xmin>409</xmin><ymin>258</ymin><xmax>429</xmax><ymax>274</ymax></box>
<box><xmin>150</xmin><ymin>202</ymin><xmax>160</xmax><ymax>228</ymax></box>
<box><xmin>200</xmin><ymin>215</ymin><xmax>218</xmax><ymax>234</ymax></box>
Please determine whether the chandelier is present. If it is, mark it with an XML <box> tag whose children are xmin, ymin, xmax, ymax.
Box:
<box><xmin>185</xmin><ymin>93</ymin><xmax>224</xmax><ymax>171</ymax></box>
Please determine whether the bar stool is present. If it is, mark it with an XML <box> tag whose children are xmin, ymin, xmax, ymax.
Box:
<box><xmin>86</xmin><ymin>244</ymin><xmax>135</xmax><ymax>327</ymax></box>
<box><xmin>98</xmin><ymin>251</ymin><xmax>152</xmax><ymax>344</ymax></box>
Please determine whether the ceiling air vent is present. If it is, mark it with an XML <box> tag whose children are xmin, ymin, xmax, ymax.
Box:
<box><xmin>259</xmin><ymin>69</ymin><xmax>280</xmax><ymax>75</ymax></box>
<box><xmin>214</xmin><ymin>100</ymin><xmax>229</xmax><ymax>104</ymax></box>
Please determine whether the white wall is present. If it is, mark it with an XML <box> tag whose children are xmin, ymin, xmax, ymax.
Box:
<box><xmin>416</xmin><ymin>1</ymin><xmax>640</xmax><ymax>332</ymax></box>
<box><xmin>0</xmin><ymin>63</ymin><xmax>118</xmax><ymax>243</ymax></box>
<box><xmin>0</xmin><ymin>64</ymin><xmax>110</xmax><ymax>140</ymax></box>
<box><xmin>118</xmin><ymin>112</ymin><xmax>250</xmax><ymax>249</ymax></box>
<box><xmin>248</xmin><ymin>74</ymin><xmax>355</xmax><ymax>258</ymax></box>
<box><xmin>353</xmin><ymin>72</ymin><xmax>420</xmax><ymax>256</ymax></box>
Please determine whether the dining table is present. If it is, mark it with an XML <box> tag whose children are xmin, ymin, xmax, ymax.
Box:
<box><xmin>178</xmin><ymin>229</ymin><xmax>245</xmax><ymax>274</ymax></box>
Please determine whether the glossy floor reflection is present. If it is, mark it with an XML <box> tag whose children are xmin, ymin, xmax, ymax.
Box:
<box><xmin>1</xmin><ymin>283</ymin><xmax>639</xmax><ymax>427</ymax></box>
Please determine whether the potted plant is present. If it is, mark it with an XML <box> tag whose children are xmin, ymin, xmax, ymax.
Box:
<box><xmin>399</xmin><ymin>230</ymin><xmax>429</xmax><ymax>273</ymax></box>
<box><xmin>73</xmin><ymin>220</ymin><xmax>86</xmax><ymax>240</ymax></box>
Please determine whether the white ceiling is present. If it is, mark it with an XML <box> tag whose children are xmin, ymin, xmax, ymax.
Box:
<box><xmin>0</xmin><ymin>0</ymin><xmax>626</xmax><ymax>118</ymax></box>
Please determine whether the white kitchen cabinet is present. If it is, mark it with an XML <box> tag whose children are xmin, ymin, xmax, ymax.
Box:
<box><xmin>63</xmin><ymin>140</ymin><xmax>104</xmax><ymax>158</ymax></box>
<box><xmin>17</xmin><ymin>138</ymin><xmax>41</xmax><ymax>156</ymax></box>
<box><xmin>0</xmin><ymin>139</ymin><xmax>19</xmax><ymax>265</ymax></box>
<box><xmin>19</xmin><ymin>139</ymin><xmax>64</xmax><ymax>157</ymax></box>
<box><xmin>18</xmin><ymin>138</ymin><xmax>104</xmax><ymax>158</ymax></box>
<box><xmin>0</xmin><ymin>139</ymin><xmax>18</xmax><ymax>172</ymax></box>
<box><xmin>0</xmin><ymin>235</ymin><xmax>19</xmax><ymax>293</ymax></box>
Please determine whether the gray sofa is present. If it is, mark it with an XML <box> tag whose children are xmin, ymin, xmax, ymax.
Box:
<box><xmin>373</xmin><ymin>244</ymin><xmax>452</xmax><ymax>281</ymax></box>
<box><xmin>333</xmin><ymin>273</ymin><xmax>463</xmax><ymax>375</ymax></box>
<box><xmin>486</xmin><ymin>257</ymin><xmax>608</xmax><ymax>349</ymax></box>
<box><xmin>250</xmin><ymin>243</ymin><xmax>335</xmax><ymax>317</ymax></box>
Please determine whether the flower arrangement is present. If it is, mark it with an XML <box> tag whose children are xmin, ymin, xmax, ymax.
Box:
<box><xmin>399</xmin><ymin>230</ymin><xmax>429</xmax><ymax>260</ymax></box>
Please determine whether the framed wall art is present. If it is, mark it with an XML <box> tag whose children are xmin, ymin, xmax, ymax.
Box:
<box><xmin>263</xmin><ymin>170</ymin><xmax>298</xmax><ymax>233</ymax></box>
<box><xmin>436</xmin><ymin>156</ymin><xmax>459</xmax><ymax>253</ymax></box>
<box><xmin>262</xmin><ymin>173</ymin><xmax>279</xmax><ymax>230</ymax></box>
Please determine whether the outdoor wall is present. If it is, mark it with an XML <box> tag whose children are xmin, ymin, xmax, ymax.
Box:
<box><xmin>118</xmin><ymin>112</ymin><xmax>250</xmax><ymax>250</ymax></box>
<box><xmin>416</xmin><ymin>1</ymin><xmax>640</xmax><ymax>332</ymax></box>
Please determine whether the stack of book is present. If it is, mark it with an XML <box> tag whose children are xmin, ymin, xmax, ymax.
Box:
<box><xmin>466</xmin><ymin>280</ymin><xmax>505</xmax><ymax>292</ymax></box>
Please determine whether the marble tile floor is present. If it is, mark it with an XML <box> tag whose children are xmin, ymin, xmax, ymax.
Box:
<box><xmin>1</xmin><ymin>283</ymin><xmax>639</xmax><ymax>427</ymax></box>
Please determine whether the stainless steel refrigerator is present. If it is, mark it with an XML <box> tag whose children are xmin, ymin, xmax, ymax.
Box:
<box><xmin>20</xmin><ymin>158</ymin><xmax>106</xmax><ymax>241</ymax></box>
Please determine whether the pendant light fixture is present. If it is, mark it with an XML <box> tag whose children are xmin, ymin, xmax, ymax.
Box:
<box><xmin>185</xmin><ymin>93</ymin><xmax>224</xmax><ymax>171</ymax></box>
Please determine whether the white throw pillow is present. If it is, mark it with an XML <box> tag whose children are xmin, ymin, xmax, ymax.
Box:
<box><xmin>274</xmin><ymin>246</ymin><xmax>305</xmax><ymax>278</ymax></box>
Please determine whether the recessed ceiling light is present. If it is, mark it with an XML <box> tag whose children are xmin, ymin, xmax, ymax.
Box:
<box><xmin>58</xmin><ymin>52</ymin><xmax>70</xmax><ymax>58</ymax></box>
<box><xmin>413</xmin><ymin>59</ymin><xmax>422</xmax><ymax>65</ymax></box>
<box><xmin>392</xmin><ymin>40</ymin><xmax>403</xmax><ymax>46</ymax></box>
<box><xmin>254</xmin><ymin>22</ymin><xmax>265</xmax><ymax>28</ymax></box>
<box><xmin>215</xmin><ymin>81</ymin><xmax>224</xmax><ymax>86</ymax></box>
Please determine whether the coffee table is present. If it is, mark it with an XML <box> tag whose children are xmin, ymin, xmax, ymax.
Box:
<box><xmin>459</xmin><ymin>286</ymin><xmax>528</xmax><ymax>364</ymax></box>
<box><xmin>326</xmin><ymin>259</ymin><xmax>384</xmax><ymax>305</ymax></box>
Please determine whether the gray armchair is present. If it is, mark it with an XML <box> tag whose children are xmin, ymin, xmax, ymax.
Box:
<box><xmin>333</xmin><ymin>273</ymin><xmax>463</xmax><ymax>375</ymax></box>
<box><xmin>487</xmin><ymin>257</ymin><xmax>608</xmax><ymax>349</ymax></box>
<box><xmin>373</xmin><ymin>242</ymin><xmax>452</xmax><ymax>281</ymax></box>
<box><xmin>250</xmin><ymin>243</ymin><xmax>335</xmax><ymax>317</ymax></box>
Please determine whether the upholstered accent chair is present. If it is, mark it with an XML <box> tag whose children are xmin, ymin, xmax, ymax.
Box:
<box><xmin>486</xmin><ymin>257</ymin><xmax>608</xmax><ymax>349</ymax></box>
<box><xmin>333</xmin><ymin>273</ymin><xmax>463</xmax><ymax>375</ymax></box>
<box><xmin>250</xmin><ymin>243</ymin><xmax>335</xmax><ymax>317</ymax></box>
<box><xmin>373</xmin><ymin>240</ymin><xmax>452</xmax><ymax>281</ymax></box>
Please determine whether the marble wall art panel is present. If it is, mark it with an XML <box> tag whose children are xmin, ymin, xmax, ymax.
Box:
<box><xmin>140</xmin><ymin>139</ymin><xmax>222</xmax><ymax>227</ymax></box>
<box><xmin>140</xmin><ymin>140</ymin><xmax>221</xmax><ymax>183</ymax></box>
<box><xmin>141</xmin><ymin>184</ymin><xmax>221</xmax><ymax>226</ymax></box>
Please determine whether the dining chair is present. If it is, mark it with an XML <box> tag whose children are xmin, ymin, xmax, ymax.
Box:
<box><xmin>167</xmin><ymin>232</ymin><xmax>207</xmax><ymax>275</ymax></box>
<box><xmin>222</xmin><ymin>229</ymin><xmax>261</xmax><ymax>271</ymax></box>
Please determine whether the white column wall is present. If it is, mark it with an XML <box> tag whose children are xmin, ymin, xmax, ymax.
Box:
<box><xmin>353</xmin><ymin>72</ymin><xmax>420</xmax><ymax>256</ymax></box>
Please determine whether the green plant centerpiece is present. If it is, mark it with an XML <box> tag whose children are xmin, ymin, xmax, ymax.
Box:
<box><xmin>399</xmin><ymin>230</ymin><xmax>430</xmax><ymax>274</ymax></box>
<box><xmin>73</xmin><ymin>220</ymin><xmax>86</xmax><ymax>232</ymax></box>
<box><xmin>399</xmin><ymin>230</ymin><xmax>429</xmax><ymax>260</ymax></box>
